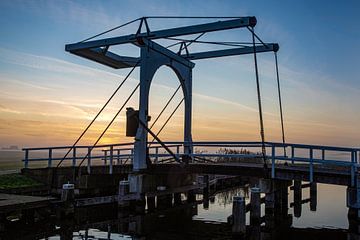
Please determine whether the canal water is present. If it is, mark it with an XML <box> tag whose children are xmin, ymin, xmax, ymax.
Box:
<box><xmin>0</xmin><ymin>151</ymin><xmax>353</xmax><ymax>239</ymax></box>
<box><xmin>2</xmin><ymin>182</ymin><xmax>349</xmax><ymax>240</ymax></box>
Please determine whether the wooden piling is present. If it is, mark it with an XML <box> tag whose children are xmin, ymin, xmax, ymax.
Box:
<box><xmin>293</xmin><ymin>180</ymin><xmax>302</xmax><ymax>218</ymax></box>
<box><xmin>174</xmin><ymin>192</ymin><xmax>182</xmax><ymax>205</ymax></box>
<box><xmin>250</xmin><ymin>187</ymin><xmax>261</xmax><ymax>224</ymax></box>
<box><xmin>310</xmin><ymin>182</ymin><xmax>317</xmax><ymax>211</ymax></box>
<box><xmin>232</xmin><ymin>195</ymin><xmax>246</xmax><ymax>235</ymax></box>
<box><xmin>147</xmin><ymin>196</ymin><xmax>156</xmax><ymax>212</ymax></box>
<box><xmin>118</xmin><ymin>180</ymin><xmax>130</xmax><ymax>207</ymax></box>
<box><xmin>187</xmin><ymin>189</ymin><xmax>196</xmax><ymax>203</ymax></box>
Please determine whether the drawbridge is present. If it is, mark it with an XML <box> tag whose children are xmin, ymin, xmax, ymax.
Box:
<box><xmin>21</xmin><ymin>16</ymin><xmax>360</xmax><ymax>224</ymax></box>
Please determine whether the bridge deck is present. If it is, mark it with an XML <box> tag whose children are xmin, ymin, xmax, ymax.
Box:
<box><xmin>150</xmin><ymin>162</ymin><xmax>352</xmax><ymax>186</ymax></box>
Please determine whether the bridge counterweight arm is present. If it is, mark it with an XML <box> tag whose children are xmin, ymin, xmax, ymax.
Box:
<box><xmin>65</xmin><ymin>17</ymin><xmax>256</xmax><ymax>52</ymax></box>
<box><xmin>68</xmin><ymin>43</ymin><xmax>279</xmax><ymax>69</ymax></box>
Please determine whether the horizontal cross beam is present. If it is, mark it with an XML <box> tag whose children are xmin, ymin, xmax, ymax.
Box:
<box><xmin>68</xmin><ymin>44</ymin><xmax>278</xmax><ymax>69</ymax></box>
<box><xmin>184</xmin><ymin>43</ymin><xmax>279</xmax><ymax>60</ymax></box>
<box><xmin>65</xmin><ymin>17</ymin><xmax>256</xmax><ymax>52</ymax></box>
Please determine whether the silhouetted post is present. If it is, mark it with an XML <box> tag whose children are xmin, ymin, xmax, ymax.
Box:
<box><xmin>187</xmin><ymin>189</ymin><xmax>196</xmax><ymax>203</ymax></box>
<box><xmin>250</xmin><ymin>187</ymin><xmax>261</xmax><ymax>224</ymax></box>
<box><xmin>135</xmin><ymin>195</ymin><xmax>146</xmax><ymax>214</ymax></box>
<box><xmin>147</xmin><ymin>196</ymin><xmax>156</xmax><ymax>212</ymax></box>
<box><xmin>310</xmin><ymin>182</ymin><xmax>317</xmax><ymax>211</ymax></box>
<box><xmin>174</xmin><ymin>192</ymin><xmax>182</xmax><ymax>205</ymax></box>
<box><xmin>280</xmin><ymin>182</ymin><xmax>289</xmax><ymax>216</ymax></box>
<box><xmin>203</xmin><ymin>191</ymin><xmax>209</xmax><ymax>209</ymax></box>
<box><xmin>232</xmin><ymin>195</ymin><xmax>246</xmax><ymax>235</ymax></box>
<box><xmin>107</xmin><ymin>224</ymin><xmax>111</xmax><ymax>239</ymax></box>
<box><xmin>61</xmin><ymin>182</ymin><xmax>75</xmax><ymax>216</ymax></box>
<box><xmin>61</xmin><ymin>183</ymin><xmax>75</xmax><ymax>203</ymax></box>
<box><xmin>157</xmin><ymin>186</ymin><xmax>172</xmax><ymax>209</ymax></box>
<box><xmin>293</xmin><ymin>180</ymin><xmax>302</xmax><ymax>218</ymax></box>
<box><xmin>118</xmin><ymin>180</ymin><xmax>129</xmax><ymax>206</ymax></box>
<box><xmin>203</xmin><ymin>175</ymin><xmax>209</xmax><ymax>193</ymax></box>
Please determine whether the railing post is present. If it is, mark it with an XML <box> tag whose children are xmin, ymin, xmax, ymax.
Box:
<box><xmin>271</xmin><ymin>145</ymin><xmax>275</xmax><ymax>178</ymax></box>
<box><xmin>117</xmin><ymin>149</ymin><xmax>120</xmax><ymax>165</ymax></box>
<box><xmin>24</xmin><ymin>149</ymin><xmax>29</xmax><ymax>168</ymax></box>
<box><xmin>351</xmin><ymin>151</ymin><xmax>355</xmax><ymax>187</ymax></box>
<box><xmin>130</xmin><ymin>148</ymin><xmax>134</xmax><ymax>163</ymax></box>
<box><xmin>104</xmin><ymin>150</ymin><xmax>108</xmax><ymax>165</ymax></box>
<box><xmin>48</xmin><ymin>149</ymin><xmax>52</xmax><ymax>168</ymax></box>
<box><xmin>109</xmin><ymin>146</ymin><xmax>113</xmax><ymax>174</ymax></box>
<box><xmin>176</xmin><ymin>145</ymin><xmax>180</xmax><ymax>155</ymax></box>
<box><xmin>309</xmin><ymin>148</ymin><xmax>313</xmax><ymax>182</ymax></box>
<box><xmin>322</xmin><ymin>149</ymin><xmax>325</xmax><ymax>161</ymax></box>
<box><xmin>291</xmin><ymin>146</ymin><xmax>295</xmax><ymax>164</ymax></box>
<box><xmin>87</xmin><ymin>147</ymin><xmax>91</xmax><ymax>174</ymax></box>
<box><xmin>155</xmin><ymin>147</ymin><xmax>159</xmax><ymax>163</ymax></box>
<box><xmin>72</xmin><ymin>147</ymin><xmax>77</xmax><ymax>167</ymax></box>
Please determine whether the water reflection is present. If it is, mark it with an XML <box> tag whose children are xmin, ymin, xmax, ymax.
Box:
<box><xmin>1</xmin><ymin>181</ymin><xmax>355</xmax><ymax>240</ymax></box>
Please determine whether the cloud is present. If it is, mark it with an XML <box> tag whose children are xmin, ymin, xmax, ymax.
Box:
<box><xmin>0</xmin><ymin>105</ymin><xmax>23</xmax><ymax>114</ymax></box>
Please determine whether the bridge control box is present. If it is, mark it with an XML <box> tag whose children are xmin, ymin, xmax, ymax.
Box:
<box><xmin>126</xmin><ymin>108</ymin><xmax>139</xmax><ymax>137</ymax></box>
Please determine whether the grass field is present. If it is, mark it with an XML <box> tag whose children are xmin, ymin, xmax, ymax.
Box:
<box><xmin>0</xmin><ymin>173</ymin><xmax>42</xmax><ymax>189</ymax></box>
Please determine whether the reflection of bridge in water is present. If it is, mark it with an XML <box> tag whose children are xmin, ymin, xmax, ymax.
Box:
<box><xmin>1</xmin><ymin>183</ymin><xmax>352</xmax><ymax>240</ymax></box>
<box><xmin>11</xmin><ymin>16</ymin><xmax>360</xmax><ymax>238</ymax></box>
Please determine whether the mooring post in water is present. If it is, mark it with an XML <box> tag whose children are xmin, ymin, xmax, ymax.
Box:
<box><xmin>174</xmin><ymin>192</ymin><xmax>182</xmax><ymax>205</ymax></box>
<box><xmin>61</xmin><ymin>182</ymin><xmax>75</xmax><ymax>216</ymax></box>
<box><xmin>147</xmin><ymin>196</ymin><xmax>156</xmax><ymax>212</ymax></box>
<box><xmin>250</xmin><ymin>187</ymin><xmax>261</xmax><ymax>224</ymax></box>
<box><xmin>293</xmin><ymin>180</ymin><xmax>302</xmax><ymax>218</ymax></box>
<box><xmin>260</xmin><ymin>178</ymin><xmax>274</xmax><ymax>215</ymax></box>
<box><xmin>310</xmin><ymin>182</ymin><xmax>317</xmax><ymax>211</ymax></box>
<box><xmin>202</xmin><ymin>175</ymin><xmax>210</xmax><ymax>209</ymax></box>
<box><xmin>61</xmin><ymin>183</ymin><xmax>75</xmax><ymax>202</ymax></box>
<box><xmin>135</xmin><ymin>194</ymin><xmax>146</xmax><ymax>214</ymax></box>
<box><xmin>232</xmin><ymin>195</ymin><xmax>246</xmax><ymax>235</ymax></box>
<box><xmin>118</xmin><ymin>180</ymin><xmax>130</xmax><ymax>207</ymax></box>
<box><xmin>187</xmin><ymin>189</ymin><xmax>196</xmax><ymax>203</ymax></box>
<box><xmin>203</xmin><ymin>175</ymin><xmax>209</xmax><ymax>193</ymax></box>
<box><xmin>157</xmin><ymin>186</ymin><xmax>172</xmax><ymax>209</ymax></box>
<box><xmin>347</xmin><ymin>174</ymin><xmax>360</xmax><ymax>227</ymax></box>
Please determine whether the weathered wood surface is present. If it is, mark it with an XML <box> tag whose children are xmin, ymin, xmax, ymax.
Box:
<box><xmin>22</xmin><ymin>161</ymin><xmax>354</xmax><ymax>188</ymax></box>
<box><xmin>0</xmin><ymin>193</ymin><xmax>53</xmax><ymax>212</ymax></box>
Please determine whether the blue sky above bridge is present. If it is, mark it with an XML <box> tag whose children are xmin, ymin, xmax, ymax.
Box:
<box><xmin>0</xmin><ymin>0</ymin><xmax>359</xmax><ymax>148</ymax></box>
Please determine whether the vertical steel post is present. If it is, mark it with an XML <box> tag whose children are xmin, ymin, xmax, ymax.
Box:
<box><xmin>87</xmin><ymin>147</ymin><xmax>91</xmax><ymax>174</ymax></box>
<box><xmin>117</xmin><ymin>149</ymin><xmax>120</xmax><ymax>165</ymax></box>
<box><xmin>48</xmin><ymin>149</ymin><xmax>52</xmax><ymax>168</ymax></box>
<box><xmin>309</xmin><ymin>148</ymin><xmax>313</xmax><ymax>182</ymax></box>
<box><xmin>291</xmin><ymin>146</ymin><xmax>295</xmax><ymax>164</ymax></box>
<box><xmin>24</xmin><ymin>149</ymin><xmax>29</xmax><ymax>168</ymax></box>
<box><xmin>271</xmin><ymin>145</ymin><xmax>275</xmax><ymax>178</ymax></box>
<box><xmin>351</xmin><ymin>151</ymin><xmax>355</xmax><ymax>187</ymax></box>
<box><xmin>109</xmin><ymin>145</ymin><xmax>113</xmax><ymax>174</ymax></box>
<box><xmin>155</xmin><ymin>147</ymin><xmax>159</xmax><ymax>163</ymax></box>
<box><xmin>104</xmin><ymin>150</ymin><xmax>107</xmax><ymax>165</ymax></box>
<box><xmin>72</xmin><ymin>147</ymin><xmax>77</xmax><ymax>167</ymax></box>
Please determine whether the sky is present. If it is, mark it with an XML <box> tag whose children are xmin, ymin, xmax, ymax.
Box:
<box><xmin>0</xmin><ymin>0</ymin><xmax>359</xmax><ymax>148</ymax></box>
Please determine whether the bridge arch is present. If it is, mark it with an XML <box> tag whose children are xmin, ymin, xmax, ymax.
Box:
<box><xmin>133</xmin><ymin>45</ymin><xmax>194</xmax><ymax>170</ymax></box>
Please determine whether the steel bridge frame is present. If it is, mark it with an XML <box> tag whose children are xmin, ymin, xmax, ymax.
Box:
<box><xmin>64</xmin><ymin>16</ymin><xmax>279</xmax><ymax>171</ymax></box>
